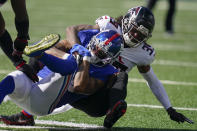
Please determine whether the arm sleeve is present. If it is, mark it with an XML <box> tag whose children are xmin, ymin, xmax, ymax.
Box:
<box><xmin>140</xmin><ymin>67</ymin><xmax>171</xmax><ymax>109</ymax></box>
<box><xmin>39</xmin><ymin>53</ymin><xmax>77</xmax><ymax>75</ymax></box>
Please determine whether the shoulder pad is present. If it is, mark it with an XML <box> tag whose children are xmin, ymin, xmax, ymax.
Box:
<box><xmin>95</xmin><ymin>15</ymin><xmax>111</xmax><ymax>24</ymax></box>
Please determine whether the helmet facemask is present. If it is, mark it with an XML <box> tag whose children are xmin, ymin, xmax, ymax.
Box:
<box><xmin>122</xmin><ymin>6</ymin><xmax>155</xmax><ymax>47</ymax></box>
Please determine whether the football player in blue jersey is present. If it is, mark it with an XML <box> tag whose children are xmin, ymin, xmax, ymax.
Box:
<box><xmin>0</xmin><ymin>30</ymin><xmax>128</xmax><ymax>128</ymax></box>
<box><xmin>0</xmin><ymin>30</ymin><xmax>123</xmax><ymax>126</ymax></box>
<box><xmin>0</xmin><ymin>0</ymin><xmax>38</xmax><ymax>82</ymax></box>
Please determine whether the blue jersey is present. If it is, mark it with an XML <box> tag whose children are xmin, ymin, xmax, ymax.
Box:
<box><xmin>38</xmin><ymin>29</ymin><xmax>117</xmax><ymax>81</ymax></box>
<box><xmin>37</xmin><ymin>29</ymin><xmax>118</xmax><ymax>109</ymax></box>
<box><xmin>77</xmin><ymin>29</ymin><xmax>118</xmax><ymax>81</ymax></box>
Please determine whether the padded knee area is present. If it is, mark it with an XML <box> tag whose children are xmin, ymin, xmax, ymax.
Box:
<box><xmin>0</xmin><ymin>76</ymin><xmax>15</xmax><ymax>103</ymax></box>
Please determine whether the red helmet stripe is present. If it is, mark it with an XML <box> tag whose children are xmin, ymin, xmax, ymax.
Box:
<box><xmin>135</xmin><ymin>7</ymin><xmax>141</xmax><ymax>15</ymax></box>
<box><xmin>104</xmin><ymin>33</ymin><xmax>120</xmax><ymax>45</ymax></box>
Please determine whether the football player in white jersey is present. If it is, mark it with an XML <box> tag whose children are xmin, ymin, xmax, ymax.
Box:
<box><xmin>1</xmin><ymin>6</ymin><xmax>193</xmax><ymax>128</ymax></box>
<box><xmin>60</xmin><ymin>6</ymin><xmax>193</xmax><ymax>127</ymax></box>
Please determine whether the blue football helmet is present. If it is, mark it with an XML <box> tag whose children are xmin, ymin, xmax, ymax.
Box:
<box><xmin>87</xmin><ymin>30</ymin><xmax>123</xmax><ymax>67</ymax></box>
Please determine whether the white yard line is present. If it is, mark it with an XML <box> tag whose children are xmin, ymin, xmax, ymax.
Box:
<box><xmin>35</xmin><ymin>120</ymin><xmax>102</xmax><ymax>128</ymax></box>
<box><xmin>0</xmin><ymin>70</ymin><xmax>12</xmax><ymax>74</ymax></box>
<box><xmin>0</xmin><ymin>102</ymin><xmax>197</xmax><ymax>130</ymax></box>
<box><xmin>152</xmin><ymin>43</ymin><xmax>197</xmax><ymax>52</ymax></box>
<box><xmin>128</xmin><ymin>78</ymin><xmax>197</xmax><ymax>86</ymax></box>
<box><xmin>154</xmin><ymin>60</ymin><xmax>197</xmax><ymax>67</ymax></box>
<box><xmin>0</xmin><ymin>120</ymin><xmax>103</xmax><ymax>130</ymax></box>
<box><xmin>128</xmin><ymin>104</ymin><xmax>197</xmax><ymax>111</ymax></box>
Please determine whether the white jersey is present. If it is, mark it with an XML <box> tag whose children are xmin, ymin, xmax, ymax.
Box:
<box><xmin>119</xmin><ymin>43</ymin><xmax>155</xmax><ymax>73</ymax></box>
<box><xmin>96</xmin><ymin>16</ymin><xmax>171</xmax><ymax>109</ymax></box>
<box><xmin>96</xmin><ymin>15</ymin><xmax>155</xmax><ymax>73</ymax></box>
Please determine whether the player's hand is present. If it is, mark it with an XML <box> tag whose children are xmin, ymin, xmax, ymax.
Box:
<box><xmin>70</xmin><ymin>44</ymin><xmax>91</xmax><ymax>57</ymax></box>
<box><xmin>12</xmin><ymin>37</ymin><xmax>28</xmax><ymax>57</ymax></box>
<box><xmin>167</xmin><ymin>107</ymin><xmax>194</xmax><ymax>124</ymax></box>
<box><xmin>16</xmin><ymin>60</ymin><xmax>39</xmax><ymax>83</ymax></box>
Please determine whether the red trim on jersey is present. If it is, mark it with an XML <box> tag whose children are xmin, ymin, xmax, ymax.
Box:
<box><xmin>104</xmin><ymin>33</ymin><xmax>120</xmax><ymax>45</ymax></box>
<box><xmin>118</xmin><ymin>56</ymin><xmax>124</xmax><ymax>64</ymax></box>
<box><xmin>48</xmin><ymin>74</ymin><xmax>72</xmax><ymax>114</ymax></box>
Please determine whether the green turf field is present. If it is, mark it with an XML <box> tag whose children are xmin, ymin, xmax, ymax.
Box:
<box><xmin>0</xmin><ymin>0</ymin><xmax>197</xmax><ymax>130</ymax></box>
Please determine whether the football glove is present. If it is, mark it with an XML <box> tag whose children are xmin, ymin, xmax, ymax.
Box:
<box><xmin>167</xmin><ymin>107</ymin><xmax>194</xmax><ymax>124</ymax></box>
<box><xmin>70</xmin><ymin>44</ymin><xmax>91</xmax><ymax>57</ymax></box>
<box><xmin>15</xmin><ymin>60</ymin><xmax>39</xmax><ymax>83</ymax></box>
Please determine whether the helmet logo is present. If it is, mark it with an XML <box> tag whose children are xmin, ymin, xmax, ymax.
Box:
<box><xmin>128</xmin><ymin>6</ymin><xmax>142</xmax><ymax>16</ymax></box>
<box><xmin>88</xmin><ymin>30</ymin><xmax>122</xmax><ymax>67</ymax></box>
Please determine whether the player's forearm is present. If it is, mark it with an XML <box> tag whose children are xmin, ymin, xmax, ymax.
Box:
<box><xmin>53</xmin><ymin>39</ymin><xmax>72</xmax><ymax>52</ymax></box>
<box><xmin>66</xmin><ymin>25</ymin><xmax>83</xmax><ymax>46</ymax></box>
<box><xmin>65</xmin><ymin>24</ymin><xmax>99</xmax><ymax>46</ymax></box>
<box><xmin>45</xmin><ymin>47</ymin><xmax>66</xmax><ymax>58</ymax></box>
<box><xmin>140</xmin><ymin>67</ymin><xmax>171</xmax><ymax>109</ymax></box>
<box><xmin>73</xmin><ymin>60</ymin><xmax>90</xmax><ymax>93</ymax></box>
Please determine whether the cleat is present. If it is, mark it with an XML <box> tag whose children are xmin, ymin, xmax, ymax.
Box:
<box><xmin>103</xmin><ymin>100</ymin><xmax>127</xmax><ymax>128</ymax></box>
<box><xmin>24</xmin><ymin>34</ymin><xmax>60</xmax><ymax>57</ymax></box>
<box><xmin>0</xmin><ymin>112</ymin><xmax>35</xmax><ymax>126</ymax></box>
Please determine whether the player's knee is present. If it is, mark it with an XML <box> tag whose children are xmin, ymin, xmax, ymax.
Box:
<box><xmin>118</xmin><ymin>71</ymin><xmax>128</xmax><ymax>81</ymax></box>
<box><xmin>8</xmin><ymin>71</ymin><xmax>31</xmax><ymax>90</ymax></box>
<box><xmin>112</xmin><ymin>72</ymin><xmax>128</xmax><ymax>90</ymax></box>
<box><xmin>0</xmin><ymin>75</ymin><xmax>15</xmax><ymax>95</ymax></box>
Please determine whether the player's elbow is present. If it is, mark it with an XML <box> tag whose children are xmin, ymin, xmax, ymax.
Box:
<box><xmin>66</xmin><ymin>25</ymin><xmax>78</xmax><ymax>34</ymax></box>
